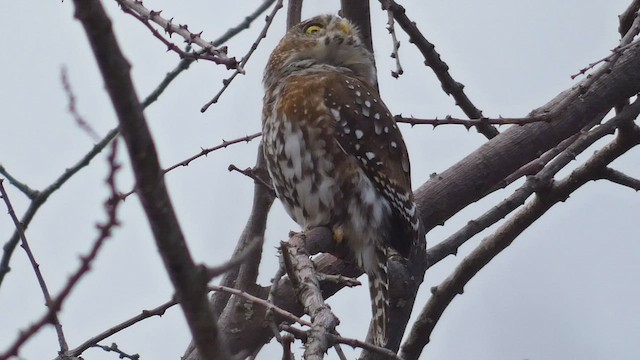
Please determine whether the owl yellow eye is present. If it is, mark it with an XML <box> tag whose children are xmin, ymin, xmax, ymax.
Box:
<box><xmin>305</xmin><ymin>24</ymin><xmax>323</xmax><ymax>35</ymax></box>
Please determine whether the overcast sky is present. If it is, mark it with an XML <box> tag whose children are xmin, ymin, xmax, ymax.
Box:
<box><xmin>1</xmin><ymin>1</ymin><xmax>639</xmax><ymax>359</ymax></box>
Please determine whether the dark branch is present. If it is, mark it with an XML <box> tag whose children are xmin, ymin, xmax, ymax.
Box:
<box><xmin>379</xmin><ymin>0</ymin><xmax>499</xmax><ymax>139</ymax></box>
<box><xmin>71</xmin><ymin>1</ymin><xmax>228</xmax><ymax>358</ymax></box>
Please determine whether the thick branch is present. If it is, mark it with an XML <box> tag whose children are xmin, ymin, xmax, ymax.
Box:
<box><xmin>71</xmin><ymin>1</ymin><xmax>228</xmax><ymax>359</ymax></box>
<box><xmin>400</xmin><ymin>124</ymin><xmax>640</xmax><ymax>360</ymax></box>
<box><xmin>414</xmin><ymin>43</ymin><xmax>640</xmax><ymax>233</ymax></box>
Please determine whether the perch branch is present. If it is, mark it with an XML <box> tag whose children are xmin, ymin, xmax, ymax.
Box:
<box><xmin>281</xmin><ymin>233</ymin><xmax>339</xmax><ymax>360</ymax></box>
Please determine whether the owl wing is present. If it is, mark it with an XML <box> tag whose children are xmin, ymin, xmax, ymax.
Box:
<box><xmin>323</xmin><ymin>73</ymin><xmax>420</xmax><ymax>256</ymax></box>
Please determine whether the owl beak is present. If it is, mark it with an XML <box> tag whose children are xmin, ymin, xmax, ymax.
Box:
<box><xmin>339</xmin><ymin>20</ymin><xmax>353</xmax><ymax>35</ymax></box>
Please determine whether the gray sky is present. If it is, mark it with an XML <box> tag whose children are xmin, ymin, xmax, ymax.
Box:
<box><xmin>1</xmin><ymin>1</ymin><xmax>638</xmax><ymax>359</ymax></box>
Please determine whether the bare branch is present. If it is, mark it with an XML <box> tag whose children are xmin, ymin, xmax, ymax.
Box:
<box><xmin>61</xmin><ymin>66</ymin><xmax>100</xmax><ymax>141</ymax></box>
<box><xmin>427</xmin><ymin>97</ymin><xmax>640</xmax><ymax>267</ymax></box>
<box><xmin>0</xmin><ymin>180</ymin><xmax>68</xmax><ymax>353</ymax></box>
<box><xmin>281</xmin><ymin>325</ymin><xmax>402</xmax><ymax>360</ymax></box>
<box><xmin>201</xmin><ymin>0</ymin><xmax>284</xmax><ymax>112</ymax></box>
<box><xmin>619</xmin><ymin>0</ymin><xmax>640</xmax><ymax>36</ymax></box>
<box><xmin>0</xmin><ymin>165</ymin><xmax>39</xmax><ymax>199</ymax></box>
<box><xmin>228</xmin><ymin>163</ymin><xmax>277</xmax><ymax>197</ymax></box>
<box><xmin>0</xmin><ymin>140</ymin><xmax>121</xmax><ymax>360</ymax></box>
<box><xmin>167</xmin><ymin>132</ymin><xmax>262</xmax><ymax>172</ymax></box>
<box><xmin>598</xmin><ymin>167</ymin><xmax>640</xmax><ymax>191</ymax></box>
<box><xmin>91</xmin><ymin>343</ymin><xmax>139</xmax><ymax>360</ymax></box>
<box><xmin>396</xmin><ymin>114</ymin><xmax>551</xmax><ymax>128</ymax></box>
<box><xmin>62</xmin><ymin>298</ymin><xmax>177</xmax><ymax>358</ymax></box>
<box><xmin>210</xmin><ymin>285</ymin><xmax>311</xmax><ymax>327</ymax></box>
<box><xmin>115</xmin><ymin>0</ymin><xmax>239</xmax><ymax>69</ymax></box>
<box><xmin>0</xmin><ymin>127</ymin><xmax>118</xmax><ymax>288</ymax></box>
<box><xmin>401</xmin><ymin>124</ymin><xmax>640</xmax><ymax>360</ymax></box>
<box><xmin>72</xmin><ymin>0</ymin><xmax>229</xmax><ymax>358</ymax></box>
<box><xmin>386</xmin><ymin>10</ymin><xmax>403</xmax><ymax>78</ymax></box>
<box><xmin>379</xmin><ymin>0</ymin><xmax>499</xmax><ymax>139</ymax></box>
<box><xmin>281</xmin><ymin>234</ymin><xmax>339</xmax><ymax>360</ymax></box>
<box><xmin>286</xmin><ymin>0</ymin><xmax>303</xmax><ymax>30</ymax></box>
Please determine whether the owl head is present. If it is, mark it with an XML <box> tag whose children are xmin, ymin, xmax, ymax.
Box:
<box><xmin>264</xmin><ymin>15</ymin><xmax>376</xmax><ymax>90</ymax></box>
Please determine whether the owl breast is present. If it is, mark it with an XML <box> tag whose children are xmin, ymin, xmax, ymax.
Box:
<box><xmin>263</xmin><ymin>74</ymin><xmax>394</xmax><ymax>256</ymax></box>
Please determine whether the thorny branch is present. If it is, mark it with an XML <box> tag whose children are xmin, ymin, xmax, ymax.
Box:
<box><xmin>61</xmin><ymin>298</ymin><xmax>177</xmax><ymax>358</ymax></box>
<box><xmin>0</xmin><ymin>181</ymin><xmax>68</xmax><ymax>353</ymax></box>
<box><xmin>396</xmin><ymin>114</ymin><xmax>551</xmax><ymax>128</ymax></box>
<box><xmin>386</xmin><ymin>10</ymin><xmax>403</xmax><ymax>78</ymax></box>
<box><xmin>0</xmin><ymin>140</ymin><xmax>121</xmax><ymax>360</ymax></box>
<box><xmin>72</xmin><ymin>0</ymin><xmax>229</xmax><ymax>358</ymax></box>
<box><xmin>200</xmin><ymin>0</ymin><xmax>285</xmax><ymax>112</ymax></box>
<box><xmin>427</xmin><ymin>97</ymin><xmax>640</xmax><ymax>267</ymax></box>
<box><xmin>61</xmin><ymin>66</ymin><xmax>100</xmax><ymax>141</ymax></box>
<box><xmin>401</xmin><ymin>123</ymin><xmax>640</xmax><ymax>360</ymax></box>
<box><xmin>115</xmin><ymin>0</ymin><xmax>239</xmax><ymax>69</ymax></box>
<box><xmin>379</xmin><ymin>0</ymin><xmax>499</xmax><ymax>139</ymax></box>
<box><xmin>119</xmin><ymin>132</ymin><xmax>263</xmax><ymax>200</ymax></box>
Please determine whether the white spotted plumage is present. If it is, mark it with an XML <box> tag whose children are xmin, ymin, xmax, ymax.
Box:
<box><xmin>262</xmin><ymin>14</ymin><xmax>423</xmax><ymax>348</ymax></box>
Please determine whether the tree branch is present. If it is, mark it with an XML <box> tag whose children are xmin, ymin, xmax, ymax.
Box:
<box><xmin>281</xmin><ymin>234</ymin><xmax>339</xmax><ymax>360</ymax></box>
<box><xmin>71</xmin><ymin>1</ymin><xmax>228</xmax><ymax>358</ymax></box>
<box><xmin>400</xmin><ymin>124</ymin><xmax>640</xmax><ymax>360</ymax></box>
<box><xmin>379</xmin><ymin>0</ymin><xmax>499</xmax><ymax>139</ymax></box>
<box><xmin>0</xmin><ymin>180</ymin><xmax>68</xmax><ymax>353</ymax></box>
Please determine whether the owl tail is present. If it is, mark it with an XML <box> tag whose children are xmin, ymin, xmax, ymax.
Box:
<box><xmin>366</xmin><ymin>245</ymin><xmax>389</xmax><ymax>347</ymax></box>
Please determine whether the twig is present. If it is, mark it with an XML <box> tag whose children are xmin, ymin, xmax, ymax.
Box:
<box><xmin>379</xmin><ymin>0</ymin><xmax>499</xmax><ymax>139</ymax></box>
<box><xmin>571</xmin><ymin>39</ymin><xmax>640</xmax><ymax>79</ymax></box>
<box><xmin>395</xmin><ymin>114</ymin><xmax>551</xmax><ymax>128</ymax></box>
<box><xmin>118</xmin><ymin>132</ymin><xmax>262</xmax><ymax>200</ymax></box>
<box><xmin>598</xmin><ymin>167</ymin><xmax>640</xmax><ymax>191</ymax></box>
<box><xmin>91</xmin><ymin>343</ymin><xmax>139</xmax><ymax>360</ymax></box>
<box><xmin>228</xmin><ymin>164</ymin><xmax>277</xmax><ymax>197</ymax></box>
<box><xmin>166</xmin><ymin>132</ymin><xmax>262</xmax><ymax>172</ymax></box>
<box><xmin>209</xmin><ymin>285</ymin><xmax>312</xmax><ymax>327</ymax></box>
<box><xmin>0</xmin><ymin>165</ymin><xmax>39</xmax><ymax>199</ymax></box>
<box><xmin>61</xmin><ymin>66</ymin><xmax>100</xmax><ymax>141</ymax></box>
<box><xmin>0</xmin><ymin>140</ymin><xmax>121</xmax><ymax>360</ymax></box>
<box><xmin>401</xmin><ymin>124</ymin><xmax>640</xmax><ymax>360</ymax></box>
<box><xmin>201</xmin><ymin>0</ymin><xmax>284</xmax><ymax>112</ymax></box>
<box><xmin>0</xmin><ymin>180</ymin><xmax>68</xmax><ymax>353</ymax></box>
<box><xmin>115</xmin><ymin>0</ymin><xmax>239</xmax><ymax>69</ymax></box>
<box><xmin>386</xmin><ymin>10</ymin><xmax>403</xmax><ymax>78</ymax></box>
<box><xmin>281</xmin><ymin>325</ymin><xmax>402</xmax><ymax>360</ymax></box>
<box><xmin>62</xmin><ymin>298</ymin><xmax>177</xmax><ymax>358</ymax></box>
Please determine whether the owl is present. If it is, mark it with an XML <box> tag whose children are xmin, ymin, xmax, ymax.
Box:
<box><xmin>262</xmin><ymin>14</ymin><xmax>421</xmax><ymax>347</ymax></box>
